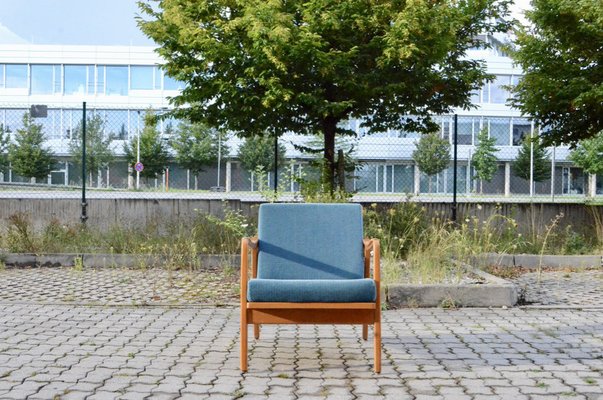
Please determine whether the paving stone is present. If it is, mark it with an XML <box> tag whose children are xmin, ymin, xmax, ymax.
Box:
<box><xmin>0</xmin><ymin>269</ymin><xmax>602</xmax><ymax>400</ymax></box>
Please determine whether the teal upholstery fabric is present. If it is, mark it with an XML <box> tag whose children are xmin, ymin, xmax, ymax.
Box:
<box><xmin>247</xmin><ymin>279</ymin><xmax>376</xmax><ymax>303</ymax></box>
<box><xmin>257</xmin><ymin>203</ymin><xmax>364</xmax><ymax>280</ymax></box>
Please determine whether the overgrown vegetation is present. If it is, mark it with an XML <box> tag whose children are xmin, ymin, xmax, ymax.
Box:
<box><xmin>1</xmin><ymin>208</ymin><xmax>254</xmax><ymax>261</ymax></box>
<box><xmin>1</xmin><ymin>201</ymin><xmax>601</xmax><ymax>285</ymax></box>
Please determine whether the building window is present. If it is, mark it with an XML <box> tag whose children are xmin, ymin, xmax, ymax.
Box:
<box><xmin>4</xmin><ymin>109</ymin><xmax>28</xmax><ymax>133</ymax></box>
<box><xmin>470</xmin><ymin>89</ymin><xmax>481</xmax><ymax>104</ymax></box>
<box><xmin>0</xmin><ymin>64</ymin><xmax>4</xmax><ymax>88</ymax></box>
<box><xmin>6</xmin><ymin>64</ymin><xmax>28</xmax><ymax>88</ymax></box>
<box><xmin>39</xmin><ymin>109</ymin><xmax>60</xmax><ymax>139</ymax></box>
<box><xmin>487</xmin><ymin>118</ymin><xmax>510</xmax><ymax>146</ymax></box>
<box><xmin>64</xmin><ymin>65</ymin><xmax>89</xmax><ymax>95</ymax></box>
<box><xmin>512</xmin><ymin>118</ymin><xmax>531</xmax><ymax>145</ymax></box>
<box><xmin>105</xmin><ymin>66</ymin><xmax>128</xmax><ymax>96</ymax></box>
<box><xmin>456</xmin><ymin>117</ymin><xmax>473</xmax><ymax>145</ymax></box>
<box><xmin>105</xmin><ymin>110</ymin><xmax>129</xmax><ymax>139</ymax></box>
<box><xmin>30</xmin><ymin>65</ymin><xmax>55</xmax><ymax>94</ymax></box>
<box><xmin>490</xmin><ymin>75</ymin><xmax>511</xmax><ymax>104</ymax></box>
<box><xmin>130</xmin><ymin>65</ymin><xmax>155</xmax><ymax>90</ymax></box>
<box><xmin>163</xmin><ymin>74</ymin><xmax>183</xmax><ymax>91</ymax></box>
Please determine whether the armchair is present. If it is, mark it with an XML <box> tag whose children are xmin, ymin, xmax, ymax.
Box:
<box><xmin>240</xmin><ymin>203</ymin><xmax>381</xmax><ymax>373</ymax></box>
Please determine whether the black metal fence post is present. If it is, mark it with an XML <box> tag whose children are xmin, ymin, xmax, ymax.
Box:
<box><xmin>81</xmin><ymin>102</ymin><xmax>88</xmax><ymax>223</ymax></box>
<box><xmin>274</xmin><ymin>136</ymin><xmax>278</xmax><ymax>192</ymax></box>
<box><xmin>452</xmin><ymin>114</ymin><xmax>458</xmax><ymax>223</ymax></box>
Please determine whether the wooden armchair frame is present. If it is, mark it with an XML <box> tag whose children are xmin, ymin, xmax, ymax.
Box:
<box><xmin>240</xmin><ymin>237</ymin><xmax>381</xmax><ymax>373</ymax></box>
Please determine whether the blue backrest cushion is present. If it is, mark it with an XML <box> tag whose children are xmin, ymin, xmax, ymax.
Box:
<box><xmin>257</xmin><ymin>203</ymin><xmax>364</xmax><ymax>280</ymax></box>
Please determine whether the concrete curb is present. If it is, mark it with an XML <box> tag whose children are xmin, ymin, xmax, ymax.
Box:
<box><xmin>386</xmin><ymin>266</ymin><xmax>518</xmax><ymax>308</ymax></box>
<box><xmin>477</xmin><ymin>253</ymin><xmax>602</xmax><ymax>268</ymax></box>
<box><xmin>387</xmin><ymin>283</ymin><xmax>518</xmax><ymax>308</ymax></box>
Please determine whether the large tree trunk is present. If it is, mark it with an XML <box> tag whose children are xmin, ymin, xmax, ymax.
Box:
<box><xmin>321</xmin><ymin>117</ymin><xmax>337</xmax><ymax>193</ymax></box>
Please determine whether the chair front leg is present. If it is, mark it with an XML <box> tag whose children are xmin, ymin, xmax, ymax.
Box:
<box><xmin>241</xmin><ymin>307</ymin><xmax>248</xmax><ymax>372</ymax></box>
<box><xmin>373</xmin><ymin>239</ymin><xmax>381</xmax><ymax>374</ymax></box>
<box><xmin>240</xmin><ymin>238</ymin><xmax>250</xmax><ymax>372</ymax></box>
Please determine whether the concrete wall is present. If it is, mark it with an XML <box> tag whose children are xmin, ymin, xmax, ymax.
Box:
<box><xmin>0</xmin><ymin>198</ymin><xmax>253</xmax><ymax>231</ymax></box>
<box><xmin>0</xmin><ymin>198</ymin><xmax>600</xmax><ymax>236</ymax></box>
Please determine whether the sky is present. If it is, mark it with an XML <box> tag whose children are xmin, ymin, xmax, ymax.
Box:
<box><xmin>0</xmin><ymin>0</ymin><xmax>153</xmax><ymax>45</ymax></box>
<box><xmin>0</xmin><ymin>0</ymin><xmax>531</xmax><ymax>46</ymax></box>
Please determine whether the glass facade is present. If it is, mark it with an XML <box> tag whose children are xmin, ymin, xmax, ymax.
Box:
<box><xmin>105</xmin><ymin>66</ymin><xmax>128</xmax><ymax>96</ymax></box>
<box><xmin>31</xmin><ymin>65</ymin><xmax>55</xmax><ymax>94</ymax></box>
<box><xmin>5</xmin><ymin>64</ymin><xmax>27</xmax><ymax>88</ymax></box>
<box><xmin>0</xmin><ymin>63</ymin><xmax>185</xmax><ymax>95</ymax></box>
<box><xmin>512</xmin><ymin>118</ymin><xmax>531</xmax><ymax>145</ymax></box>
<box><xmin>471</xmin><ymin>74</ymin><xmax>520</xmax><ymax>104</ymax></box>
<box><xmin>490</xmin><ymin>75</ymin><xmax>511</xmax><ymax>104</ymax></box>
<box><xmin>488</xmin><ymin>118</ymin><xmax>510</xmax><ymax>145</ymax></box>
<box><xmin>164</xmin><ymin>74</ymin><xmax>183</xmax><ymax>91</ymax></box>
<box><xmin>130</xmin><ymin>65</ymin><xmax>154</xmax><ymax>90</ymax></box>
<box><xmin>64</xmin><ymin>65</ymin><xmax>88</xmax><ymax>95</ymax></box>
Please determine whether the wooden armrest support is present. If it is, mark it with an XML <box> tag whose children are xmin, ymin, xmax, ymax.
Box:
<box><xmin>363</xmin><ymin>238</ymin><xmax>380</xmax><ymax>283</ymax></box>
<box><xmin>244</xmin><ymin>237</ymin><xmax>258</xmax><ymax>249</ymax></box>
<box><xmin>241</xmin><ymin>237</ymin><xmax>259</xmax><ymax>307</ymax></box>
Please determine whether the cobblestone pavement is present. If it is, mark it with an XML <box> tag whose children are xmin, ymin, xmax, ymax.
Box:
<box><xmin>0</xmin><ymin>304</ymin><xmax>602</xmax><ymax>400</ymax></box>
<box><xmin>1</xmin><ymin>268</ymin><xmax>602</xmax><ymax>399</ymax></box>
<box><xmin>0</xmin><ymin>267</ymin><xmax>238</xmax><ymax>306</ymax></box>
<box><xmin>512</xmin><ymin>270</ymin><xmax>603</xmax><ymax>307</ymax></box>
<box><xmin>2</xmin><ymin>267</ymin><xmax>603</xmax><ymax>308</ymax></box>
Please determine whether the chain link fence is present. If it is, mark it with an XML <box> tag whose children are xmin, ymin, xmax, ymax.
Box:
<box><xmin>0</xmin><ymin>103</ymin><xmax>600</xmax><ymax>208</ymax></box>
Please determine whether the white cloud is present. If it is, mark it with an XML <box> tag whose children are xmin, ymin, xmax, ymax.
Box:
<box><xmin>0</xmin><ymin>22</ymin><xmax>28</xmax><ymax>44</ymax></box>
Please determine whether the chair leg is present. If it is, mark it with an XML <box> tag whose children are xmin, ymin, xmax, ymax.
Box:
<box><xmin>362</xmin><ymin>324</ymin><xmax>368</xmax><ymax>341</ymax></box>
<box><xmin>254</xmin><ymin>324</ymin><xmax>260</xmax><ymax>340</ymax></box>
<box><xmin>374</xmin><ymin>321</ymin><xmax>381</xmax><ymax>373</ymax></box>
<box><xmin>240</xmin><ymin>310</ymin><xmax>248</xmax><ymax>372</ymax></box>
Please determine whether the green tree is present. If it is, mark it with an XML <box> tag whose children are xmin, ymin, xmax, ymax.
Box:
<box><xmin>172</xmin><ymin>121</ymin><xmax>227</xmax><ymax>190</ymax></box>
<box><xmin>123</xmin><ymin>112</ymin><xmax>169</xmax><ymax>182</ymax></box>
<box><xmin>412</xmin><ymin>132</ymin><xmax>450</xmax><ymax>192</ymax></box>
<box><xmin>8</xmin><ymin>113</ymin><xmax>55</xmax><ymax>182</ymax></box>
<box><xmin>238</xmin><ymin>136</ymin><xmax>286</xmax><ymax>190</ymax></box>
<box><xmin>138</xmin><ymin>0</ymin><xmax>511</xmax><ymax>191</ymax></box>
<box><xmin>510</xmin><ymin>0</ymin><xmax>603</xmax><ymax>145</ymax></box>
<box><xmin>294</xmin><ymin>134</ymin><xmax>359</xmax><ymax>194</ymax></box>
<box><xmin>69</xmin><ymin>114</ymin><xmax>115</xmax><ymax>187</ymax></box>
<box><xmin>512</xmin><ymin>135</ymin><xmax>551</xmax><ymax>183</ymax></box>
<box><xmin>472</xmin><ymin>128</ymin><xmax>499</xmax><ymax>193</ymax></box>
<box><xmin>0</xmin><ymin>124</ymin><xmax>9</xmax><ymax>173</ymax></box>
<box><xmin>569</xmin><ymin>133</ymin><xmax>603</xmax><ymax>196</ymax></box>
<box><xmin>238</xmin><ymin>136</ymin><xmax>286</xmax><ymax>174</ymax></box>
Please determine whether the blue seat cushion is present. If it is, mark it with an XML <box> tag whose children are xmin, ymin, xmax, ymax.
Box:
<box><xmin>247</xmin><ymin>279</ymin><xmax>376</xmax><ymax>303</ymax></box>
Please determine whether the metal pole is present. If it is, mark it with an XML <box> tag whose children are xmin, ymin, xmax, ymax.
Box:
<box><xmin>81</xmin><ymin>102</ymin><xmax>88</xmax><ymax>223</ymax></box>
<box><xmin>551</xmin><ymin>145</ymin><xmax>556</xmax><ymax>202</ymax></box>
<box><xmin>274</xmin><ymin>136</ymin><xmax>278</xmax><ymax>192</ymax></box>
<box><xmin>452</xmin><ymin>114</ymin><xmax>458</xmax><ymax>223</ymax></box>
<box><xmin>136</xmin><ymin>111</ymin><xmax>140</xmax><ymax>190</ymax></box>
<box><xmin>529</xmin><ymin>131</ymin><xmax>534</xmax><ymax>197</ymax></box>
<box><xmin>217</xmin><ymin>131</ymin><xmax>222</xmax><ymax>187</ymax></box>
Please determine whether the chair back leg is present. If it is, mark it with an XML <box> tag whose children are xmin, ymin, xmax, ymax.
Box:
<box><xmin>254</xmin><ymin>324</ymin><xmax>261</xmax><ymax>339</ymax></box>
<box><xmin>362</xmin><ymin>324</ymin><xmax>368</xmax><ymax>340</ymax></box>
